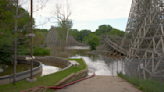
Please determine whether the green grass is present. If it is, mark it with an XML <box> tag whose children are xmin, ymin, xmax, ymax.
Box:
<box><xmin>118</xmin><ymin>72</ymin><xmax>164</xmax><ymax>92</ymax></box>
<box><xmin>0</xmin><ymin>58</ymin><xmax>86</xmax><ymax>92</ymax></box>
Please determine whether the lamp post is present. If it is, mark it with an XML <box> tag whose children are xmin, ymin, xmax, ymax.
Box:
<box><xmin>30</xmin><ymin>0</ymin><xmax>33</xmax><ymax>79</ymax></box>
<box><xmin>26</xmin><ymin>0</ymin><xmax>37</xmax><ymax>82</ymax></box>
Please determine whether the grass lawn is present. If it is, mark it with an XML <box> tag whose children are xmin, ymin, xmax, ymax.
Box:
<box><xmin>118</xmin><ymin>72</ymin><xmax>164</xmax><ymax>92</ymax></box>
<box><xmin>0</xmin><ymin>58</ymin><xmax>86</xmax><ymax>92</ymax></box>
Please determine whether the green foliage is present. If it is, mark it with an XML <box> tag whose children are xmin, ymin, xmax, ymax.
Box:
<box><xmin>78</xmin><ymin>29</ymin><xmax>91</xmax><ymax>42</ymax></box>
<box><xmin>33</xmin><ymin>32</ymin><xmax>45</xmax><ymax>46</ymax></box>
<box><xmin>33</xmin><ymin>47</ymin><xmax>50</xmax><ymax>56</ymax></box>
<box><xmin>82</xmin><ymin>36</ymin><xmax>90</xmax><ymax>43</ymax></box>
<box><xmin>0</xmin><ymin>1</ymin><xmax>32</xmax><ymax>30</ymax></box>
<box><xmin>56</xmin><ymin>27</ymin><xmax>64</xmax><ymax>42</ymax></box>
<box><xmin>0</xmin><ymin>28</ymin><xmax>14</xmax><ymax>46</ymax></box>
<box><xmin>70</xmin><ymin>25</ymin><xmax>124</xmax><ymax>45</ymax></box>
<box><xmin>70</xmin><ymin>29</ymin><xmax>91</xmax><ymax>42</ymax></box>
<box><xmin>0</xmin><ymin>1</ymin><xmax>35</xmax><ymax>63</ymax></box>
<box><xmin>0</xmin><ymin>45</ymin><xmax>14</xmax><ymax>63</ymax></box>
<box><xmin>58</xmin><ymin>20</ymin><xmax>73</xmax><ymax>30</ymax></box>
<box><xmin>55</xmin><ymin>20</ymin><xmax>73</xmax><ymax>51</ymax></box>
<box><xmin>70</xmin><ymin>29</ymin><xmax>79</xmax><ymax>40</ymax></box>
<box><xmin>107</xmin><ymin>29</ymin><xmax>125</xmax><ymax>37</ymax></box>
<box><xmin>87</xmin><ymin>34</ymin><xmax>100</xmax><ymax>50</ymax></box>
<box><xmin>0</xmin><ymin>1</ymin><xmax>15</xmax><ymax>29</ymax></box>
<box><xmin>95</xmin><ymin>25</ymin><xmax>113</xmax><ymax>36</ymax></box>
<box><xmin>35</xmin><ymin>29</ymin><xmax>48</xmax><ymax>35</ymax></box>
<box><xmin>138</xmin><ymin>85</ymin><xmax>144</xmax><ymax>90</ymax></box>
<box><xmin>0</xmin><ymin>28</ymin><xmax>15</xmax><ymax>63</ymax></box>
<box><xmin>17</xmin><ymin>47</ymin><xmax>30</xmax><ymax>55</ymax></box>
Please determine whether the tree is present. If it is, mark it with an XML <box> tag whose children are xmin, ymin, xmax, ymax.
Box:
<box><xmin>78</xmin><ymin>29</ymin><xmax>91</xmax><ymax>42</ymax></box>
<box><xmin>33</xmin><ymin>29</ymin><xmax>48</xmax><ymax>47</ymax></box>
<box><xmin>53</xmin><ymin>1</ymin><xmax>72</xmax><ymax>52</ymax></box>
<box><xmin>95</xmin><ymin>25</ymin><xmax>113</xmax><ymax>36</ymax></box>
<box><xmin>107</xmin><ymin>29</ymin><xmax>125</xmax><ymax>37</ymax></box>
<box><xmin>70</xmin><ymin>29</ymin><xmax>79</xmax><ymax>40</ymax></box>
<box><xmin>33</xmin><ymin>32</ymin><xmax>45</xmax><ymax>46</ymax></box>
<box><xmin>87</xmin><ymin>34</ymin><xmax>100</xmax><ymax>50</ymax></box>
<box><xmin>0</xmin><ymin>28</ymin><xmax>14</xmax><ymax>63</ymax></box>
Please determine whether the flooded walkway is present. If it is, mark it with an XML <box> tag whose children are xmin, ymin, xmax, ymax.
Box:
<box><xmin>50</xmin><ymin>46</ymin><xmax>141</xmax><ymax>92</ymax></box>
<box><xmin>56</xmin><ymin>76</ymin><xmax>142</xmax><ymax>92</ymax></box>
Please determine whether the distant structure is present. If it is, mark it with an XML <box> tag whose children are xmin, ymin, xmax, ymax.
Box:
<box><xmin>97</xmin><ymin>0</ymin><xmax>164</xmax><ymax>79</ymax></box>
<box><xmin>45</xmin><ymin>26</ymin><xmax>85</xmax><ymax>47</ymax></box>
<box><xmin>45</xmin><ymin>26</ymin><xmax>60</xmax><ymax>46</ymax></box>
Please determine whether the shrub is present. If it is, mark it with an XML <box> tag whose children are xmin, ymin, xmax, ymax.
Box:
<box><xmin>87</xmin><ymin>34</ymin><xmax>100</xmax><ymax>50</ymax></box>
<box><xmin>33</xmin><ymin>47</ymin><xmax>50</xmax><ymax>56</ymax></box>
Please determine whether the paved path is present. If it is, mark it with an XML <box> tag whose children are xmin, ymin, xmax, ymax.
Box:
<box><xmin>56</xmin><ymin>76</ymin><xmax>142</xmax><ymax>92</ymax></box>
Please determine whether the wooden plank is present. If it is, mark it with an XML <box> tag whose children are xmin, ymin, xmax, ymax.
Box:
<box><xmin>161</xmin><ymin>37</ymin><xmax>164</xmax><ymax>53</ymax></box>
<box><xmin>153</xmin><ymin>59</ymin><xmax>161</xmax><ymax>73</ymax></box>
<box><xmin>152</xmin><ymin>53</ymin><xmax>154</xmax><ymax>72</ymax></box>
<box><xmin>161</xmin><ymin>24</ymin><xmax>164</xmax><ymax>35</ymax></box>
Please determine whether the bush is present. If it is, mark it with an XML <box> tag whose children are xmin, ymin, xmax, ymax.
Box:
<box><xmin>0</xmin><ymin>28</ymin><xmax>15</xmax><ymax>64</ymax></box>
<box><xmin>87</xmin><ymin>34</ymin><xmax>100</xmax><ymax>50</ymax></box>
<box><xmin>0</xmin><ymin>45</ymin><xmax>14</xmax><ymax>64</ymax></box>
<box><xmin>33</xmin><ymin>47</ymin><xmax>50</xmax><ymax>56</ymax></box>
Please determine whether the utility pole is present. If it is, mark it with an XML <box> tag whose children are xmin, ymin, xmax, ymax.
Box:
<box><xmin>30</xmin><ymin>0</ymin><xmax>33</xmax><ymax>79</ymax></box>
<box><xmin>13</xmin><ymin>0</ymin><xmax>18</xmax><ymax>85</ymax></box>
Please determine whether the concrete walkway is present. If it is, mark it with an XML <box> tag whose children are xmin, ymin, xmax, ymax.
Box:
<box><xmin>56</xmin><ymin>76</ymin><xmax>142</xmax><ymax>92</ymax></box>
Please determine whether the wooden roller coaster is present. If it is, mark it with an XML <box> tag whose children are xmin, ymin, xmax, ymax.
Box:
<box><xmin>97</xmin><ymin>0</ymin><xmax>164</xmax><ymax>79</ymax></box>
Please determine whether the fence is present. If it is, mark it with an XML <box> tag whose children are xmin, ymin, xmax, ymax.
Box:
<box><xmin>101</xmin><ymin>55</ymin><xmax>164</xmax><ymax>92</ymax></box>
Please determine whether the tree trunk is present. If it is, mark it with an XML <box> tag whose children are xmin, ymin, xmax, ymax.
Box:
<box><xmin>62</xmin><ymin>21</ymin><xmax>65</xmax><ymax>52</ymax></box>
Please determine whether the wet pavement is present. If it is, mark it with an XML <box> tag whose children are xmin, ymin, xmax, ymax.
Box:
<box><xmin>56</xmin><ymin>76</ymin><xmax>142</xmax><ymax>92</ymax></box>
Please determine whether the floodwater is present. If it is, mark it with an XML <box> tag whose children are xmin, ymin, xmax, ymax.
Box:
<box><xmin>0</xmin><ymin>64</ymin><xmax>32</xmax><ymax>76</ymax></box>
<box><xmin>39</xmin><ymin>61</ymin><xmax>64</xmax><ymax>76</ymax></box>
<box><xmin>67</xmin><ymin>46</ymin><xmax>120</xmax><ymax>76</ymax></box>
<box><xmin>0</xmin><ymin>46</ymin><xmax>121</xmax><ymax>77</ymax></box>
<box><xmin>45</xmin><ymin>46</ymin><xmax>122</xmax><ymax>76</ymax></box>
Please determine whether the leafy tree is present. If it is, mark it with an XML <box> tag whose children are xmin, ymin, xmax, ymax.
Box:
<box><xmin>0</xmin><ymin>1</ymin><xmax>15</xmax><ymax>29</ymax></box>
<box><xmin>87</xmin><ymin>34</ymin><xmax>100</xmax><ymax>50</ymax></box>
<box><xmin>33</xmin><ymin>32</ymin><xmax>45</xmax><ymax>46</ymax></box>
<box><xmin>95</xmin><ymin>25</ymin><xmax>113</xmax><ymax>36</ymax></box>
<box><xmin>70</xmin><ymin>29</ymin><xmax>79</xmax><ymax>41</ymax></box>
<box><xmin>107</xmin><ymin>29</ymin><xmax>125</xmax><ymax>37</ymax></box>
<box><xmin>53</xmin><ymin>1</ymin><xmax>72</xmax><ymax>52</ymax></box>
<box><xmin>55</xmin><ymin>20</ymin><xmax>73</xmax><ymax>50</ymax></box>
<box><xmin>0</xmin><ymin>28</ymin><xmax>15</xmax><ymax>63</ymax></box>
<box><xmin>78</xmin><ymin>29</ymin><xmax>91</xmax><ymax>42</ymax></box>
<box><xmin>0</xmin><ymin>1</ymin><xmax>32</xmax><ymax>31</ymax></box>
<box><xmin>0</xmin><ymin>1</ymin><xmax>35</xmax><ymax>63</ymax></box>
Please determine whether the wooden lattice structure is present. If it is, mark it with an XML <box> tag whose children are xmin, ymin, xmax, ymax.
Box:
<box><xmin>45</xmin><ymin>26</ymin><xmax>85</xmax><ymax>46</ymax></box>
<box><xmin>98</xmin><ymin>0</ymin><xmax>164</xmax><ymax>79</ymax></box>
<box><xmin>97</xmin><ymin>36</ymin><xmax>127</xmax><ymax>59</ymax></box>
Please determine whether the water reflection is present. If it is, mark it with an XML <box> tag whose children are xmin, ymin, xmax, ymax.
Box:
<box><xmin>42</xmin><ymin>64</ymin><xmax>61</xmax><ymax>76</ymax></box>
<box><xmin>0</xmin><ymin>64</ymin><xmax>32</xmax><ymax>76</ymax></box>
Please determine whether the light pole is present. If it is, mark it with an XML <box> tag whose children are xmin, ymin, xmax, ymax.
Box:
<box><xmin>26</xmin><ymin>0</ymin><xmax>36</xmax><ymax>82</ymax></box>
<box><xmin>30</xmin><ymin>0</ymin><xmax>33</xmax><ymax>79</ymax></box>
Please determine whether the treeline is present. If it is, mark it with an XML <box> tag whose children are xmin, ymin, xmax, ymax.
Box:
<box><xmin>70</xmin><ymin>24</ymin><xmax>125</xmax><ymax>50</ymax></box>
<box><xmin>0</xmin><ymin>1</ymin><xmax>49</xmax><ymax>64</ymax></box>
<box><xmin>71</xmin><ymin>24</ymin><xmax>125</xmax><ymax>43</ymax></box>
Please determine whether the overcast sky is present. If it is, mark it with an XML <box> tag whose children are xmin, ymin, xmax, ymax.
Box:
<box><xmin>22</xmin><ymin>0</ymin><xmax>132</xmax><ymax>31</ymax></box>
